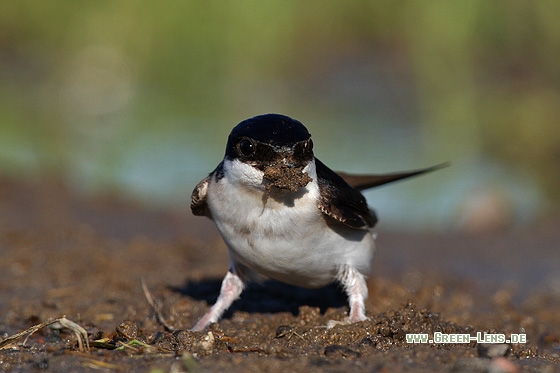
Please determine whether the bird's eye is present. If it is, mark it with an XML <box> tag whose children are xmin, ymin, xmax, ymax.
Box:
<box><xmin>238</xmin><ymin>139</ymin><xmax>256</xmax><ymax>156</ymax></box>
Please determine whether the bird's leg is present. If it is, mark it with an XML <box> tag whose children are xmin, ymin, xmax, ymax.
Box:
<box><xmin>328</xmin><ymin>265</ymin><xmax>370</xmax><ymax>328</ymax></box>
<box><xmin>191</xmin><ymin>266</ymin><xmax>245</xmax><ymax>331</ymax></box>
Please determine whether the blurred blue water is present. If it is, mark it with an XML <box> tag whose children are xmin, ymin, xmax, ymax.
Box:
<box><xmin>53</xmin><ymin>113</ymin><xmax>544</xmax><ymax>233</ymax></box>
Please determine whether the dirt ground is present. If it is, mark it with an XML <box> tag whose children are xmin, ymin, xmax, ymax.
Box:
<box><xmin>0</xmin><ymin>176</ymin><xmax>559</xmax><ymax>372</ymax></box>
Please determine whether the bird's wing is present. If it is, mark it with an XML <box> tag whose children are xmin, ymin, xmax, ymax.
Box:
<box><xmin>191</xmin><ymin>176</ymin><xmax>210</xmax><ymax>217</ymax></box>
<box><xmin>191</xmin><ymin>162</ymin><xmax>225</xmax><ymax>218</ymax></box>
<box><xmin>315</xmin><ymin>158</ymin><xmax>378</xmax><ymax>229</ymax></box>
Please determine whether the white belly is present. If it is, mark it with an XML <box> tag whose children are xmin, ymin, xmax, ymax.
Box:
<box><xmin>207</xmin><ymin>160</ymin><xmax>375</xmax><ymax>288</ymax></box>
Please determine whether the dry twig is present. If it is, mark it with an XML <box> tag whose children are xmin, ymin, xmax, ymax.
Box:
<box><xmin>141</xmin><ymin>278</ymin><xmax>176</xmax><ymax>332</ymax></box>
<box><xmin>0</xmin><ymin>316</ymin><xmax>89</xmax><ymax>351</ymax></box>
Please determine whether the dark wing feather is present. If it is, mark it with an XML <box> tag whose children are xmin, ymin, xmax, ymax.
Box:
<box><xmin>337</xmin><ymin>162</ymin><xmax>449</xmax><ymax>191</ymax></box>
<box><xmin>315</xmin><ymin>158</ymin><xmax>378</xmax><ymax>229</ymax></box>
<box><xmin>191</xmin><ymin>162</ymin><xmax>225</xmax><ymax>218</ymax></box>
<box><xmin>191</xmin><ymin>175</ymin><xmax>211</xmax><ymax>217</ymax></box>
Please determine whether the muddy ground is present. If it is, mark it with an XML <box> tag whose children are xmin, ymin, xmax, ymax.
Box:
<box><xmin>0</xmin><ymin>177</ymin><xmax>559</xmax><ymax>372</ymax></box>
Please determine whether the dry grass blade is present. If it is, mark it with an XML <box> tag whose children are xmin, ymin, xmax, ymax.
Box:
<box><xmin>57</xmin><ymin>317</ymin><xmax>90</xmax><ymax>351</ymax></box>
<box><xmin>141</xmin><ymin>278</ymin><xmax>176</xmax><ymax>332</ymax></box>
<box><xmin>0</xmin><ymin>316</ymin><xmax>90</xmax><ymax>352</ymax></box>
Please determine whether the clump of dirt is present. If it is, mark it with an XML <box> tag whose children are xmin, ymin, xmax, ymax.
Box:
<box><xmin>263</xmin><ymin>163</ymin><xmax>312</xmax><ymax>192</ymax></box>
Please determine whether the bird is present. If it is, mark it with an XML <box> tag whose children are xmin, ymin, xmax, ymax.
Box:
<box><xmin>190</xmin><ymin>113</ymin><xmax>445</xmax><ymax>331</ymax></box>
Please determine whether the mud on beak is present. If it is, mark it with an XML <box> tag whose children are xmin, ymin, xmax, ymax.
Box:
<box><xmin>262</xmin><ymin>156</ymin><xmax>312</xmax><ymax>192</ymax></box>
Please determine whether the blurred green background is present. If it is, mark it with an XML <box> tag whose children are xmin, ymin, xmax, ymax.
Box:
<box><xmin>1</xmin><ymin>1</ymin><xmax>559</xmax><ymax>231</ymax></box>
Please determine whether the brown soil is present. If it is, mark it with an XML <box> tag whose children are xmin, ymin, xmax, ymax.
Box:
<box><xmin>0</xmin><ymin>177</ymin><xmax>558</xmax><ymax>372</ymax></box>
<box><xmin>263</xmin><ymin>163</ymin><xmax>313</xmax><ymax>192</ymax></box>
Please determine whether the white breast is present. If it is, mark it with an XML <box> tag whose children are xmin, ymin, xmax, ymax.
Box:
<box><xmin>207</xmin><ymin>158</ymin><xmax>375</xmax><ymax>288</ymax></box>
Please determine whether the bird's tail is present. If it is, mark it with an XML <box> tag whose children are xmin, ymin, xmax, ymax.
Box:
<box><xmin>337</xmin><ymin>162</ymin><xmax>449</xmax><ymax>191</ymax></box>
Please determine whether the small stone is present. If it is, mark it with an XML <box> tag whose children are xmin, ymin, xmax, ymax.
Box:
<box><xmin>478</xmin><ymin>343</ymin><xmax>511</xmax><ymax>358</ymax></box>
<box><xmin>151</xmin><ymin>331</ymin><xmax>178</xmax><ymax>351</ymax></box>
<box><xmin>115</xmin><ymin>320</ymin><xmax>139</xmax><ymax>340</ymax></box>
